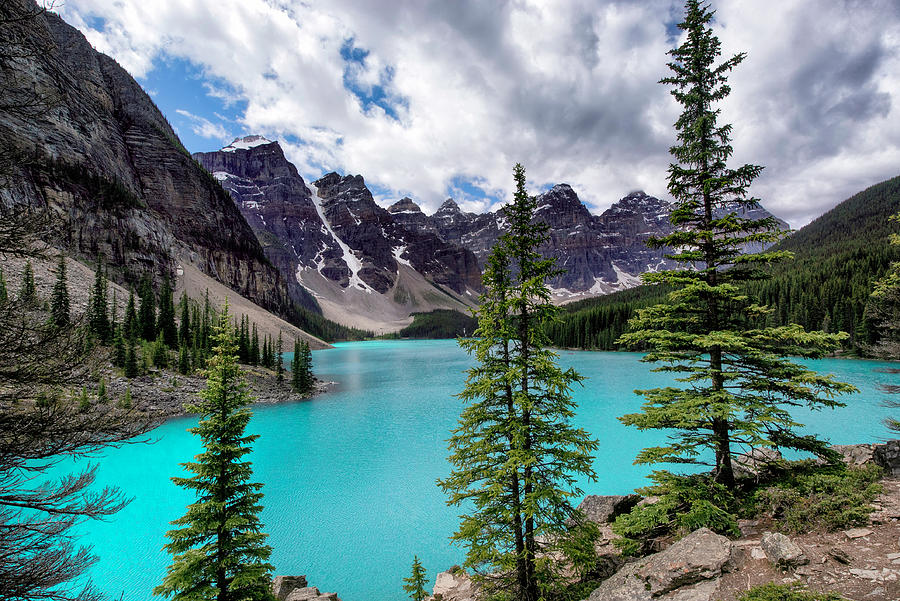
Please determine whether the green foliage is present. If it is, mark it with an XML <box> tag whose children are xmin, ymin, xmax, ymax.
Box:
<box><xmin>395</xmin><ymin>309</ymin><xmax>478</xmax><ymax>339</ymax></box>
<box><xmin>118</xmin><ymin>387</ymin><xmax>132</xmax><ymax>409</ymax></box>
<box><xmin>612</xmin><ymin>472</ymin><xmax>740</xmax><ymax>556</ymax></box>
<box><xmin>50</xmin><ymin>254</ymin><xmax>70</xmax><ymax>327</ymax></box>
<box><xmin>617</xmin><ymin>0</ymin><xmax>855</xmax><ymax>490</ymax></box>
<box><xmin>753</xmin><ymin>464</ymin><xmax>883</xmax><ymax>533</ymax></box>
<box><xmin>124</xmin><ymin>289</ymin><xmax>138</xmax><ymax>340</ymax></box>
<box><xmin>291</xmin><ymin>340</ymin><xmax>314</xmax><ymax>394</ymax></box>
<box><xmin>157</xmin><ymin>276</ymin><xmax>178</xmax><ymax>347</ymax></box>
<box><xmin>88</xmin><ymin>259</ymin><xmax>111</xmax><ymax>342</ymax></box>
<box><xmin>402</xmin><ymin>556</ymin><xmax>428</xmax><ymax>601</ymax></box>
<box><xmin>151</xmin><ymin>335</ymin><xmax>169</xmax><ymax>369</ymax></box>
<box><xmin>0</xmin><ymin>268</ymin><xmax>7</xmax><ymax>303</ymax></box>
<box><xmin>138</xmin><ymin>276</ymin><xmax>156</xmax><ymax>342</ymax></box>
<box><xmin>439</xmin><ymin>164</ymin><xmax>599</xmax><ymax>601</ymax></box>
<box><xmin>77</xmin><ymin>386</ymin><xmax>90</xmax><ymax>413</ymax></box>
<box><xmin>276</xmin><ymin>332</ymin><xmax>284</xmax><ymax>382</ymax></box>
<box><xmin>18</xmin><ymin>260</ymin><xmax>36</xmax><ymax>306</ymax></box>
<box><xmin>97</xmin><ymin>377</ymin><xmax>107</xmax><ymax>403</ymax></box>
<box><xmin>177</xmin><ymin>344</ymin><xmax>191</xmax><ymax>375</ymax></box>
<box><xmin>738</xmin><ymin>583</ymin><xmax>845</xmax><ymax>601</ymax></box>
<box><xmin>124</xmin><ymin>338</ymin><xmax>139</xmax><ymax>378</ymax></box>
<box><xmin>113</xmin><ymin>327</ymin><xmax>127</xmax><ymax>368</ymax></box>
<box><xmin>154</xmin><ymin>301</ymin><xmax>274</xmax><ymax>600</ymax></box>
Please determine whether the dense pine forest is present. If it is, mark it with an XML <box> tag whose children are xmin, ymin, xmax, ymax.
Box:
<box><xmin>547</xmin><ymin>174</ymin><xmax>900</xmax><ymax>352</ymax></box>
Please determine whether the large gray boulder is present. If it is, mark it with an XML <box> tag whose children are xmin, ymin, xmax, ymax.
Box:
<box><xmin>577</xmin><ymin>495</ymin><xmax>641</xmax><ymax>524</ymax></box>
<box><xmin>831</xmin><ymin>443</ymin><xmax>875</xmax><ymax>467</ymax></box>
<box><xmin>587</xmin><ymin>528</ymin><xmax>732</xmax><ymax>601</ymax></box>
<box><xmin>285</xmin><ymin>587</ymin><xmax>339</xmax><ymax>601</ymax></box>
<box><xmin>430</xmin><ymin>567</ymin><xmax>479</xmax><ymax>601</ymax></box>
<box><xmin>760</xmin><ymin>532</ymin><xmax>808</xmax><ymax>568</ymax></box>
<box><xmin>273</xmin><ymin>576</ymin><xmax>308</xmax><ymax>601</ymax></box>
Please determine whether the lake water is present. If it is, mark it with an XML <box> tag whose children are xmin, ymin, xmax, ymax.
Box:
<box><xmin>71</xmin><ymin>340</ymin><xmax>899</xmax><ymax>601</ymax></box>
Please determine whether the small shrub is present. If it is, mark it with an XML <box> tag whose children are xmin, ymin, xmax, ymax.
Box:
<box><xmin>612</xmin><ymin>471</ymin><xmax>740</xmax><ymax>556</ymax></box>
<box><xmin>738</xmin><ymin>582</ymin><xmax>845</xmax><ymax>601</ymax></box>
<box><xmin>753</xmin><ymin>464</ymin><xmax>883</xmax><ymax>533</ymax></box>
<box><xmin>118</xmin><ymin>387</ymin><xmax>132</xmax><ymax>409</ymax></box>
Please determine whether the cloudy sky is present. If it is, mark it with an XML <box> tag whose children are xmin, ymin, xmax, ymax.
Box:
<box><xmin>59</xmin><ymin>0</ymin><xmax>900</xmax><ymax>227</ymax></box>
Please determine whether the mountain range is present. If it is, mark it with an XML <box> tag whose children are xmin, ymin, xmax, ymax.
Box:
<box><xmin>1</xmin><ymin>1</ymin><xmax>789</xmax><ymax>336</ymax></box>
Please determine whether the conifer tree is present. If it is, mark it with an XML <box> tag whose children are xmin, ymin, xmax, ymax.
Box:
<box><xmin>238</xmin><ymin>315</ymin><xmax>250</xmax><ymax>363</ymax></box>
<box><xmin>50</xmin><ymin>254</ymin><xmax>70</xmax><ymax>327</ymax></box>
<box><xmin>290</xmin><ymin>339</ymin><xmax>301</xmax><ymax>392</ymax></box>
<box><xmin>402</xmin><ymin>556</ymin><xmax>428</xmax><ymax>601</ymax></box>
<box><xmin>110</xmin><ymin>289</ymin><xmax>118</xmax><ymax>333</ymax></box>
<box><xmin>88</xmin><ymin>260</ymin><xmax>111</xmax><ymax>342</ymax></box>
<box><xmin>250</xmin><ymin>323</ymin><xmax>260</xmax><ymax>366</ymax></box>
<box><xmin>276</xmin><ymin>332</ymin><xmax>284</xmax><ymax>383</ymax></box>
<box><xmin>439</xmin><ymin>164</ymin><xmax>599</xmax><ymax>600</ymax></box>
<box><xmin>138</xmin><ymin>276</ymin><xmax>156</xmax><ymax>342</ymax></box>
<box><xmin>178</xmin><ymin>293</ymin><xmax>191</xmax><ymax>346</ymax></box>
<box><xmin>177</xmin><ymin>343</ymin><xmax>191</xmax><ymax>376</ymax></box>
<box><xmin>113</xmin><ymin>326</ymin><xmax>127</xmax><ymax>368</ymax></box>
<box><xmin>18</xmin><ymin>260</ymin><xmax>36</xmax><ymax>306</ymax></box>
<box><xmin>154</xmin><ymin>301</ymin><xmax>274</xmax><ymax>601</ymax></box>
<box><xmin>158</xmin><ymin>276</ymin><xmax>178</xmax><ymax>348</ymax></box>
<box><xmin>124</xmin><ymin>338</ymin><xmax>139</xmax><ymax>378</ymax></box>
<box><xmin>0</xmin><ymin>268</ymin><xmax>7</xmax><ymax>303</ymax></box>
<box><xmin>124</xmin><ymin>289</ymin><xmax>138</xmax><ymax>340</ymax></box>
<box><xmin>618</xmin><ymin>0</ymin><xmax>855</xmax><ymax>489</ymax></box>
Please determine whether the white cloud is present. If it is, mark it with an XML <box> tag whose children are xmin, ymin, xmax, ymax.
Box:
<box><xmin>175</xmin><ymin>109</ymin><xmax>231</xmax><ymax>142</ymax></box>
<box><xmin>59</xmin><ymin>0</ymin><xmax>900</xmax><ymax>227</ymax></box>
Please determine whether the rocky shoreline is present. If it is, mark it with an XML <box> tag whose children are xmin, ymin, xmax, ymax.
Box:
<box><xmin>95</xmin><ymin>363</ymin><xmax>332</xmax><ymax>422</ymax></box>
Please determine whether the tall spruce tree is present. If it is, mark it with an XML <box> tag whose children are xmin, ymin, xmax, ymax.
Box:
<box><xmin>249</xmin><ymin>323</ymin><xmax>259</xmax><ymax>366</ymax></box>
<box><xmin>18</xmin><ymin>259</ymin><xmax>36</xmax><ymax>306</ymax></box>
<box><xmin>439</xmin><ymin>164</ymin><xmax>599</xmax><ymax>600</ymax></box>
<box><xmin>178</xmin><ymin>293</ymin><xmax>191</xmax><ymax>346</ymax></box>
<box><xmin>88</xmin><ymin>260</ymin><xmax>111</xmax><ymax>342</ymax></box>
<box><xmin>124</xmin><ymin>289</ymin><xmax>138</xmax><ymax>340</ymax></box>
<box><xmin>50</xmin><ymin>254</ymin><xmax>70</xmax><ymax>327</ymax></box>
<box><xmin>138</xmin><ymin>276</ymin><xmax>156</xmax><ymax>342</ymax></box>
<box><xmin>157</xmin><ymin>276</ymin><xmax>178</xmax><ymax>348</ymax></box>
<box><xmin>154</xmin><ymin>301</ymin><xmax>274</xmax><ymax>600</ymax></box>
<box><xmin>617</xmin><ymin>0</ymin><xmax>855</xmax><ymax>489</ymax></box>
<box><xmin>275</xmin><ymin>332</ymin><xmax>284</xmax><ymax>383</ymax></box>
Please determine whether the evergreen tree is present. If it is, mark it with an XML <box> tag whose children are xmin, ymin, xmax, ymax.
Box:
<box><xmin>158</xmin><ymin>276</ymin><xmax>178</xmax><ymax>347</ymax></box>
<box><xmin>110</xmin><ymin>289</ymin><xmax>118</xmax><ymax>334</ymax></box>
<box><xmin>152</xmin><ymin>333</ymin><xmax>169</xmax><ymax>369</ymax></box>
<box><xmin>0</xmin><ymin>268</ymin><xmax>7</xmax><ymax>303</ymax></box>
<box><xmin>261</xmin><ymin>336</ymin><xmax>270</xmax><ymax>369</ymax></box>
<box><xmin>154</xmin><ymin>301</ymin><xmax>274</xmax><ymax>601</ymax></box>
<box><xmin>124</xmin><ymin>289</ymin><xmax>138</xmax><ymax>340</ymax></box>
<box><xmin>178</xmin><ymin>292</ymin><xmax>191</xmax><ymax>346</ymax></box>
<box><xmin>18</xmin><ymin>260</ymin><xmax>36</xmax><ymax>306</ymax></box>
<box><xmin>250</xmin><ymin>323</ymin><xmax>259</xmax><ymax>366</ymax></box>
<box><xmin>618</xmin><ymin>0</ymin><xmax>855</xmax><ymax>489</ymax></box>
<box><xmin>178</xmin><ymin>343</ymin><xmax>191</xmax><ymax>376</ymax></box>
<box><xmin>402</xmin><ymin>556</ymin><xmax>428</xmax><ymax>601</ymax></box>
<box><xmin>88</xmin><ymin>260</ymin><xmax>111</xmax><ymax>342</ymax></box>
<box><xmin>124</xmin><ymin>338</ymin><xmax>139</xmax><ymax>378</ymax></box>
<box><xmin>276</xmin><ymin>332</ymin><xmax>284</xmax><ymax>383</ymax></box>
<box><xmin>50</xmin><ymin>254</ymin><xmax>70</xmax><ymax>327</ymax></box>
<box><xmin>439</xmin><ymin>164</ymin><xmax>599</xmax><ymax>600</ymax></box>
<box><xmin>113</xmin><ymin>326</ymin><xmax>127</xmax><ymax>368</ymax></box>
<box><xmin>290</xmin><ymin>339</ymin><xmax>301</xmax><ymax>392</ymax></box>
<box><xmin>238</xmin><ymin>315</ymin><xmax>250</xmax><ymax>363</ymax></box>
<box><xmin>138</xmin><ymin>276</ymin><xmax>156</xmax><ymax>342</ymax></box>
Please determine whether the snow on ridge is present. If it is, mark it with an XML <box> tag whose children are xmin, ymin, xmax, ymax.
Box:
<box><xmin>392</xmin><ymin>246</ymin><xmax>412</xmax><ymax>268</ymax></box>
<box><xmin>213</xmin><ymin>171</ymin><xmax>232</xmax><ymax>181</ymax></box>
<box><xmin>222</xmin><ymin>135</ymin><xmax>273</xmax><ymax>152</ymax></box>
<box><xmin>308</xmin><ymin>182</ymin><xmax>374</xmax><ymax>293</ymax></box>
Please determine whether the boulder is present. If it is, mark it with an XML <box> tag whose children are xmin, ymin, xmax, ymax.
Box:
<box><xmin>587</xmin><ymin>528</ymin><xmax>732</xmax><ymax>601</ymax></box>
<box><xmin>761</xmin><ymin>532</ymin><xmax>808</xmax><ymax>568</ymax></box>
<box><xmin>577</xmin><ymin>495</ymin><xmax>641</xmax><ymax>524</ymax></box>
<box><xmin>831</xmin><ymin>444</ymin><xmax>875</xmax><ymax>467</ymax></box>
<box><xmin>874</xmin><ymin>440</ymin><xmax>900</xmax><ymax>475</ymax></box>
<box><xmin>285</xmin><ymin>587</ymin><xmax>339</xmax><ymax>601</ymax></box>
<box><xmin>431</xmin><ymin>567</ymin><xmax>479</xmax><ymax>601</ymax></box>
<box><xmin>274</xmin><ymin>576</ymin><xmax>309</xmax><ymax>601</ymax></box>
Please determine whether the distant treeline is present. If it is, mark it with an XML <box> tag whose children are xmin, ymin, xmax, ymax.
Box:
<box><xmin>381</xmin><ymin>309</ymin><xmax>477</xmax><ymax>340</ymax></box>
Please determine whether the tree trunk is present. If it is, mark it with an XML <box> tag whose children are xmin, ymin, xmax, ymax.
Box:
<box><xmin>502</xmin><ymin>338</ymin><xmax>528</xmax><ymax>597</ymax></box>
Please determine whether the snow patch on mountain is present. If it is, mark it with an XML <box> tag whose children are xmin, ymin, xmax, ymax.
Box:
<box><xmin>222</xmin><ymin>135</ymin><xmax>272</xmax><ymax>152</ymax></box>
<box><xmin>308</xmin><ymin>181</ymin><xmax>374</xmax><ymax>293</ymax></box>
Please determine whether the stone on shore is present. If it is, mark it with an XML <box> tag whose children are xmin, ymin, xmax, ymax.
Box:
<box><xmin>761</xmin><ymin>532</ymin><xmax>808</xmax><ymax>568</ymax></box>
<box><xmin>577</xmin><ymin>494</ymin><xmax>641</xmax><ymax>524</ymax></box>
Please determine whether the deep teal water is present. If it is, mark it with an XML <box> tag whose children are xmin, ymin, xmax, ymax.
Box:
<box><xmin>66</xmin><ymin>340</ymin><xmax>899</xmax><ymax>601</ymax></box>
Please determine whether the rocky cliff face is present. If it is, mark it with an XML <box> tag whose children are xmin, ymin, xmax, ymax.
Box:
<box><xmin>0</xmin><ymin>2</ymin><xmax>302</xmax><ymax>322</ymax></box>
<box><xmin>194</xmin><ymin>142</ymin><xmax>482</xmax><ymax>332</ymax></box>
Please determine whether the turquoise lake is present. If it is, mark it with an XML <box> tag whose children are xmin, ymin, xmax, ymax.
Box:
<box><xmin>72</xmin><ymin>339</ymin><xmax>899</xmax><ymax>601</ymax></box>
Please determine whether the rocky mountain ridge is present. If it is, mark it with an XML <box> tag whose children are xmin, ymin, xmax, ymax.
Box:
<box><xmin>0</xmin><ymin>1</ymin><xmax>324</xmax><ymax>338</ymax></box>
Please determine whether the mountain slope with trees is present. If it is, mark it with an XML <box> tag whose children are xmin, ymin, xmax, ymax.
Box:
<box><xmin>548</xmin><ymin>173</ymin><xmax>900</xmax><ymax>351</ymax></box>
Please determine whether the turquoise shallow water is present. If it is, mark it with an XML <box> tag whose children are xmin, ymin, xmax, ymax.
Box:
<box><xmin>67</xmin><ymin>340</ymin><xmax>899</xmax><ymax>601</ymax></box>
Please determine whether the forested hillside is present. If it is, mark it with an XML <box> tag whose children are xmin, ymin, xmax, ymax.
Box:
<box><xmin>548</xmin><ymin>174</ymin><xmax>900</xmax><ymax>351</ymax></box>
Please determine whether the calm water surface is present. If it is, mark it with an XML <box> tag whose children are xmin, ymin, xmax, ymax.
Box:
<box><xmin>73</xmin><ymin>340</ymin><xmax>899</xmax><ymax>601</ymax></box>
